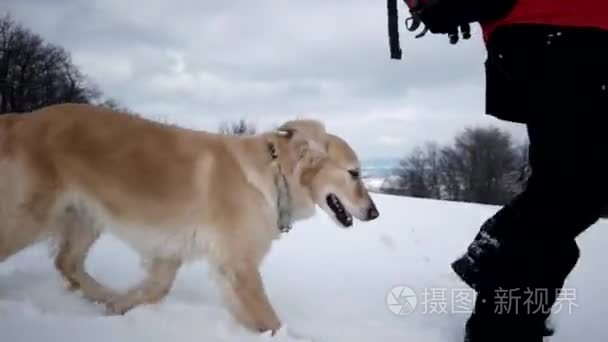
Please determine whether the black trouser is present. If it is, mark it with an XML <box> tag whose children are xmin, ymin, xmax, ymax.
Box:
<box><xmin>453</xmin><ymin>118</ymin><xmax>607</xmax><ymax>341</ymax></box>
<box><xmin>452</xmin><ymin>24</ymin><xmax>608</xmax><ymax>342</ymax></box>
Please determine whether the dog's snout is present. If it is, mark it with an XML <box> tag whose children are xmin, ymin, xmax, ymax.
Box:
<box><xmin>366</xmin><ymin>204</ymin><xmax>379</xmax><ymax>221</ymax></box>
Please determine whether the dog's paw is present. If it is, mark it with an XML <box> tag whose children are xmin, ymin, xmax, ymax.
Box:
<box><xmin>259</xmin><ymin>327</ymin><xmax>279</xmax><ymax>336</ymax></box>
<box><xmin>80</xmin><ymin>287</ymin><xmax>116</xmax><ymax>306</ymax></box>
<box><xmin>260</xmin><ymin>325</ymin><xmax>315</xmax><ymax>341</ymax></box>
<box><xmin>256</xmin><ymin>320</ymin><xmax>281</xmax><ymax>336</ymax></box>
<box><xmin>103</xmin><ymin>296</ymin><xmax>134</xmax><ymax>316</ymax></box>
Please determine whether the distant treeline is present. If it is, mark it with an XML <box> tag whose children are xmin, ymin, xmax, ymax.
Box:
<box><xmin>381</xmin><ymin>126</ymin><xmax>529</xmax><ymax>206</ymax></box>
<box><xmin>380</xmin><ymin>126</ymin><xmax>607</xmax><ymax>217</ymax></box>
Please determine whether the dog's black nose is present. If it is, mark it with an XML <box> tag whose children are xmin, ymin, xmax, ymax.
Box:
<box><xmin>367</xmin><ymin>205</ymin><xmax>379</xmax><ymax>220</ymax></box>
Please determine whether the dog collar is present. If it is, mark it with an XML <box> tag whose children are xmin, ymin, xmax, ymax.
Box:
<box><xmin>267</xmin><ymin>141</ymin><xmax>293</xmax><ymax>233</ymax></box>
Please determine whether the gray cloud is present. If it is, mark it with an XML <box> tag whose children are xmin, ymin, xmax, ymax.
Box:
<box><xmin>5</xmin><ymin>0</ymin><xmax>526</xmax><ymax>159</ymax></box>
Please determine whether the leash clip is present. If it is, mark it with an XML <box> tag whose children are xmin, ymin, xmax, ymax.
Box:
<box><xmin>279</xmin><ymin>224</ymin><xmax>292</xmax><ymax>234</ymax></box>
<box><xmin>406</xmin><ymin>13</ymin><xmax>429</xmax><ymax>39</ymax></box>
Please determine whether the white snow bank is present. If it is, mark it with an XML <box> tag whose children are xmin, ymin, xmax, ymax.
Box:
<box><xmin>1</xmin><ymin>194</ymin><xmax>606</xmax><ymax>341</ymax></box>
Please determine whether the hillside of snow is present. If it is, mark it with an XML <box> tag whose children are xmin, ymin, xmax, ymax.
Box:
<box><xmin>1</xmin><ymin>194</ymin><xmax>606</xmax><ymax>342</ymax></box>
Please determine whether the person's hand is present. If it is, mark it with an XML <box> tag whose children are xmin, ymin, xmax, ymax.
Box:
<box><xmin>405</xmin><ymin>0</ymin><xmax>472</xmax><ymax>44</ymax></box>
<box><xmin>406</xmin><ymin>0</ymin><xmax>462</xmax><ymax>32</ymax></box>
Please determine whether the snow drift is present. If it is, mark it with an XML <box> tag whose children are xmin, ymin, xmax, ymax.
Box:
<box><xmin>1</xmin><ymin>194</ymin><xmax>605</xmax><ymax>341</ymax></box>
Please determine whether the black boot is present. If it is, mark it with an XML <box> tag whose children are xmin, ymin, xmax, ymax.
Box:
<box><xmin>464</xmin><ymin>315</ymin><xmax>553</xmax><ymax>342</ymax></box>
<box><xmin>462</xmin><ymin>287</ymin><xmax>550</xmax><ymax>342</ymax></box>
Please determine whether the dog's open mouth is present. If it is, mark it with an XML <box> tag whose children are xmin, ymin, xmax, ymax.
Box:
<box><xmin>326</xmin><ymin>194</ymin><xmax>353</xmax><ymax>227</ymax></box>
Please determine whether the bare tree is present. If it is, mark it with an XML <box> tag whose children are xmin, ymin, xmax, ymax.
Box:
<box><xmin>386</xmin><ymin>126</ymin><xmax>522</xmax><ymax>205</ymax></box>
<box><xmin>394</xmin><ymin>147</ymin><xmax>428</xmax><ymax>197</ymax></box>
<box><xmin>446</xmin><ymin>127</ymin><xmax>518</xmax><ymax>204</ymax></box>
<box><xmin>439</xmin><ymin>145</ymin><xmax>465</xmax><ymax>201</ymax></box>
<box><xmin>97</xmin><ymin>98</ymin><xmax>135</xmax><ymax>114</ymax></box>
<box><xmin>218</xmin><ymin>119</ymin><xmax>256</xmax><ymax>136</ymax></box>
<box><xmin>0</xmin><ymin>14</ymin><xmax>99</xmax><ymax>114</ymax></box>
<box><xmin>389</xmin><ymin>142</ymin><xmax>442</xmax><ymax>198</ymax></box>
<box><xmin>505</xmin><ymin>142</ymin><xmax>531</xmax><ymax>195</ymax></box>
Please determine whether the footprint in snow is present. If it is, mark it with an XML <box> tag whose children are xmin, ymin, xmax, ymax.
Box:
<box><xmin>379</xmin><ymin>234</ymin><xmax>397</xmax><ymax>251</ymax></box>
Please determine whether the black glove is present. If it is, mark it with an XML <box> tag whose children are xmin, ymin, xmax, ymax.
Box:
<box><xmin>407</xmin><ymin>0</ymin><xmax>465</xmax><ymax>34</ymax></box>
<box><xmin>405</xmin><ymin>0</ymin><xmax>516</xmax><ymax>42</ymax></box>
<box><xmin>387</xmin><ymin>0</ymin><xmax>516</xmax><ymax>59</ymax></box>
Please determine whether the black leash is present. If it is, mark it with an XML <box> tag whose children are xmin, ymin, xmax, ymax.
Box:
<box><xmin>387</xmin><ymin>0</ymin><xmax>402</xmax><ymax>60</ymax></box>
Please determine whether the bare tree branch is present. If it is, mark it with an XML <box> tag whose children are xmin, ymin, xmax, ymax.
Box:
<box><xmin>0</xmin><ymin>13</ymin><xmax>99</xmax><ymax>114</ymax></box>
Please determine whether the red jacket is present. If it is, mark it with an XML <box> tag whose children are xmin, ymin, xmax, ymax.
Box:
<box><xmin>482</xmin><ymin>0</ymin><xmax>608</xmax><ymax>40</ymax></box>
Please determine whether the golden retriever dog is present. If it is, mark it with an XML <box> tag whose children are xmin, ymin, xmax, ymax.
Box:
<box><xmin>0</xmin><ymin>103</ymin><xmax>379</xmax><ymax>333</ymax></box>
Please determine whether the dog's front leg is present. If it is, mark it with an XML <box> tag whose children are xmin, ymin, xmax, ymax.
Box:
<box><xmin>215</xmin><ymin>262</ymin><xmax>281</xmax><ymax>334</ymax></box>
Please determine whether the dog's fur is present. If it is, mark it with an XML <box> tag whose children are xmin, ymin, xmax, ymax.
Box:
<box><xmin>0</xmin><ymin>103</ymin><xmax>379</xmax><ymax>333</ymax></box>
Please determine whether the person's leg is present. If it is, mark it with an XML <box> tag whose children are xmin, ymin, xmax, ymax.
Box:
<box><xmin>463</xmin><ymin>239</ymin><xmax>581</xmax><ymax>341</ymax></box>
<box><xmin>454</xmin><ymin>119</ymin><xmax>608</xmax><ymax>341</ymax></box>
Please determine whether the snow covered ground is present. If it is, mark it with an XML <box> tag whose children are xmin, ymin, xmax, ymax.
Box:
<box><xmin>1</xmin><ymin>194</ymin><xmax>606</xmax><ymax>342</ymax></box>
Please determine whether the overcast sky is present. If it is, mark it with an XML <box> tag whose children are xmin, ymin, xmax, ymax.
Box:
<box><xmin>5</xmin><ymin>0</ymin><xmax>526</xmax><ymax>160</ymax></box>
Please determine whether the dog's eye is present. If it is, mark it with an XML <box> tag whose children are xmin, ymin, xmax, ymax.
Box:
<box><xmin>348</xmin><ymin>169</ymin><xmax>360</xmax><ymax>179</ymax></box>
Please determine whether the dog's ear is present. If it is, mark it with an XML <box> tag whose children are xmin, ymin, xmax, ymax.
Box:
<box><xmin>276</xmin><ymin>120</ymin><xmax>328</xmax><ymax>167</ymax></box>
<box><xmin>275</xmin><ymin>127</ymin><xmax>295</xmax><ymax>139</ymax></box>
